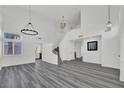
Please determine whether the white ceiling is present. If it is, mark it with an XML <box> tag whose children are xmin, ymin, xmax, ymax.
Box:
<box><xmin>0</xmin><ymin>5</ymin><xmax>121</xmax><ymax>32</ymax></box>
<box><xmin>0</xmin><ymin>5</ymin><xmax>81</xmax><ymax>26</ymax></box>
<box><xmin>32</xmin><ymin>5</ymin><xmax>81</xmax><ymax>22</ymax></box>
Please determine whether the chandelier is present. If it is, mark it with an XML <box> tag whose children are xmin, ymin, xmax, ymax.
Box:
<box><xmin>60</xmin><ymin>16</ymin><xmax>66</xmax><ymax>29</ymax></box>
<box><xmin>21</xmin><ymin>6</ymin><xmax>38</xmax><ymax>35</ymax></box>
<box><xmin>105</xmin><ymin>5</ymin><xmax>112</xmax><ymax>32</ymax></box>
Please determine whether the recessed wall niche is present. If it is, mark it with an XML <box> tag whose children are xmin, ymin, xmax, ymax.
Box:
<box><xmin>87</xmin><ymin>41</ymin><xmax>98</xmax><ymax>51</ymax></box>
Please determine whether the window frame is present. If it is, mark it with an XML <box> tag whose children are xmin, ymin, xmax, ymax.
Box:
<box><xmin>3</xmin><ymin>32</ymin><xmax>22</xmax><ymax>56</ymax></box>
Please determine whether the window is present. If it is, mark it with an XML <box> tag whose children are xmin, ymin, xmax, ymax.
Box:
<box><xmin>3</xmin><ymin>32</ymin><xmax>21</xmax><ymax>55</ymax></box>
<box><xmin>4</xmin><ymin>32</ymin><xmax>20</xmax><ymax>40</ymax></box>
<box><xmin>14</xmin><ymin>42</ymin><xmax>21</xmax><ymax>55</ymax></box>
<box><xmin>4</xmin><ymin>41</ymin><xmax>13</xmax><ymax>55</ymax></box>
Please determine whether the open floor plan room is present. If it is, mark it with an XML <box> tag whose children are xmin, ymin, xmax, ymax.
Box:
<box><xmin>0</xmin><ymin>5</ymin><xmax>124</xmax><ymax>88</ymax></box>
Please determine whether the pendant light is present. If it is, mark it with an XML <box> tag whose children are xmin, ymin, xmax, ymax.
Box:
<box><xmin>60</xmin><ymin>16</ymin><xmax>66</xmax><ymax>29</ymax></box>
<box><xmin>105</xmin><ymin>5</ymin><xmax>112</xmax><ymax>32</ymax></box>
<box><xmin>21</xmin><ymin>6</ymin><xmax>38</xmax><ymax>35</ymax></box>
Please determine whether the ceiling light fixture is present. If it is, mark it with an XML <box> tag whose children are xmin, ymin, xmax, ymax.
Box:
<box><xmin>105</xmin><ymin>5</ymin><xmax>112</xmax><ymax>32</ymax></box>
<box><xmin>21</xmin><ymin>6</ymin><xmax>38</xmax><ymax>35</ymax></box>
<box><xmin>60</xmin><ymin>16</ymin><xmax>66</xmax><ymax>29</ymax></box>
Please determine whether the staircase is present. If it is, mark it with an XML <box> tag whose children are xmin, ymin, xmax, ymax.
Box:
<box><xmin>52</xmin><ymin>46</ymin><xmax>62</xmax><ymax>65</ymax></box>
<box><xmin>50</xmin><ymin>25</ymin><xmax>82</xmax><ymax>65</ymax></box>
<box><xmin>51</xmin><ymin>28</ymin><xmax>67</xmax><ymax>65</ymax></box>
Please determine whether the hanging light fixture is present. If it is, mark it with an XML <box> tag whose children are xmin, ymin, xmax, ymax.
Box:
<box><xmin>105</xmin><ymin>5</ymin><xmax>112</xmax><ymax>32</ymax></box>
<box><xmin>21</xmin><ymin>6</ymin><xmax>38</xmax><ymax>35</ymax></box>
<box><xmin>60</xmin><ymin>16</ymin><xmax>66</xmax><ymax>29</ymax></box>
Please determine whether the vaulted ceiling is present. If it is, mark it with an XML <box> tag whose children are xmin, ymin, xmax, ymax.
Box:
<box><xmin>0</xmin><ymin>5</ymin><xmax>81</xmax><ymax>27</ymax></box>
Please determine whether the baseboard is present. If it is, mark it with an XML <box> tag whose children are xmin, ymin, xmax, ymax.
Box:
<box><xmin>2</xmin><ymin>61</ymin><xmax>35</xmax><ymax>68</ymax></box>
<box><xmin>35</xmin><ymin>58</ymin><xmax>41</xmax><ymax>60</ymax></box>
<box><xmin>101</xmin><ymin>64</ymin><xmax>120</xmax><ymax>69</ymax></box>
<box><xmin>42</xmin><ymin>60</ymin><xmax>58</xmax><ymax>65</ymax></box>
<box><xmin>75</xmin><ymin>57</ymin><xmax>82</xmax><ymax>61</ymax></box>
<box><xmin>62</xmin><ymin>58</ymin><xmax>75</xmax><ymax>62</ymax></box>
<box><xmin>83</xmin><ymin>61</ymin><xmax>101</xmax><ymax>65</ymax></box>
<box><xmin>120</xmin><ymin>75</ymin><xmax>124</xmax><ymax>82</ymax></box>
<box><xmin>65</xmin><ymin>57</ymin><xmax>82</xmax><ymax>61</ymax></box>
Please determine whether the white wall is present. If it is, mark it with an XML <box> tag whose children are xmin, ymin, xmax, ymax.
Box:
<box><xmin>42</xmin><ymin>43</ymin><xmax>58</xmax><ymax>65</ymax></box>
<box><xmin>120</xmin><ymin>6</ymin><xmax>124</xmax><ymax>82</ymax></box>
<box><xmin>0</xmin><ymin>31</ymin><xmax>1</xmax><ymax>69</ymax></box>
<box><xmin>0</xmin><ymin>13</ymin><xmax>2</xmax><ymax>69</ymax></box>
<box><xmin>81</xmin><ymin>5</ymin><xmax>120</xmax><ymax>36</ymax></box>
<box><xmin>74</xmin><ymin>40</ymin><xmax>82</xmax><ymax>58</ymax></box>
<box><xmin>1</xmin><ymin>6</ymin><xmax>37</xmax><ymax>67</ymax></box>
<box><xmin>81</xmin><ymin>6</ymin><xmax>120</xmax><ymax>69</ymax></box>
<box><xmin>59</xmin><ymin>28</ymin><xmax>82</xmax><ymax>61</ymax></box>
<box><xmin>101</xmin><ymin>26</ymin><xmax>120</xmax><ymax>69</ymax></box>
<box><xmin>82</xmin><ymin>36</ymin><xmax>102</xmax><ymax>64</ymax></box>
<box><xmin>81</xmin><ymin>6</ymin><xmax>107</xmax><ymax>37</ymax></box>
<box><xmin>35</xmin><ymin>43</ymin><xmax>42</xmax><ymax>59</ymax></box>
<box><xmin>1</xmin><ymin>6</ymin><xmax>58</xmax><ymax>67</ymax></box>
<box><xmin>0</xmin><ymin>5</ymin><xmax>81</xmax><ymax>67</ymax></box>
<box><xmin>2</xmin><ymin>35</ymin><xmax>36</xmax><ymax>67</ymax></box>
<box><xmin>59</xmin><ymin>40</ymin><xmax>75</xmax><ymax>61</ymax></box>
<box><xmin>64</xmin><ymin>28</ymin><xmax>83</xmax><ymax>40</ymax></box>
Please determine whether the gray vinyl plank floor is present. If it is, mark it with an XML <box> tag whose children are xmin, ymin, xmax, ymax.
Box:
<box><xmin>0</xmin><ymin>60</ymin><xmax>124</xmax><ymax>88</ymax></box>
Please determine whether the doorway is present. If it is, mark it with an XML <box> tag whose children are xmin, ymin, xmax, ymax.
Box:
<box><xmin>35</xmin><ymin>44</ymin><xmax>42</xmax><ymax>60</ymax></box>
<box><xmin>74</xmin><ymin>39</ymin><xmax>82</xmax><ymax>61</ymax></box>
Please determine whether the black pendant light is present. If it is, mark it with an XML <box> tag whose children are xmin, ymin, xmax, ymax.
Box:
<box><xmin>21</xmin><ymin>6</ymin><xmax>38</xmax><ymax>35</ymax></box>
<box><xmin>105</xmin><ymin>5</ymin><xmax>112</xmax><ymax>32</ymax></box>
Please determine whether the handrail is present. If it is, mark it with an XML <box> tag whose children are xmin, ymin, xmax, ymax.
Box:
<box><xmin>52</xmin><ymin>46</ymin><xmax>62</xmax><ymax>65</ymax></box>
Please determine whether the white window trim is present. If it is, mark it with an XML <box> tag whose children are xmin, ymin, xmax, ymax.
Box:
<box><xmin>3</xmin><ymin>32</ymin><xmax>22</xmax><ymax>56</ymax></box>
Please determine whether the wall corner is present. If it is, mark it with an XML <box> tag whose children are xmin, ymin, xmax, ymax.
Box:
<box><xmin>0</xmin><ymin>66</ymin><xmax>2</xmax><ymax>70</ymax></box>
<box><xmin>120</xmin><ymin>75</ymin><xmax>124</xmax><ymax>82</ymax></box>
